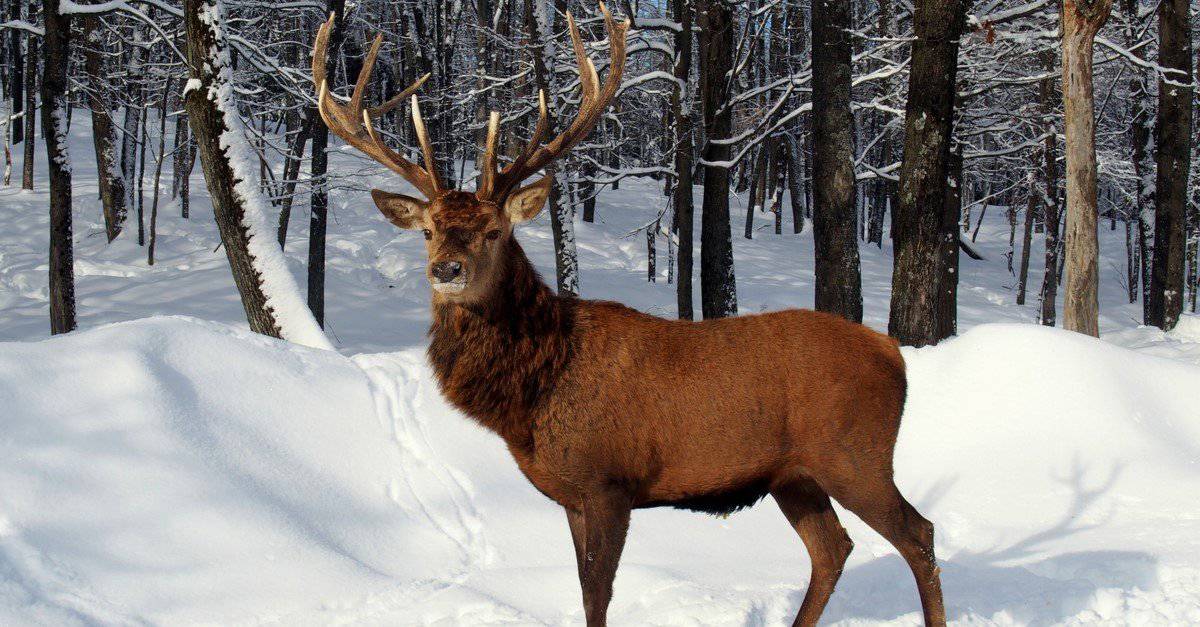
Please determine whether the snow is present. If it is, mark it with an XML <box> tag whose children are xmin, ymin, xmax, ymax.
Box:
<box><xmin>1</xmin><ymin>110</ymin><xmax>1199</xmax><ymax>623</ymax></box>
<box><xmin>1</xmin><ymin>316</ymin><xmax>1198</xmax><ymax>624</ymax></box>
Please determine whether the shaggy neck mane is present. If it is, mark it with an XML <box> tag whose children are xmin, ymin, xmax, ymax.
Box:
<box><xmin>427</xmin><ymin>238</ymin><xmax>576</xmax><ymax>451</ymax></box>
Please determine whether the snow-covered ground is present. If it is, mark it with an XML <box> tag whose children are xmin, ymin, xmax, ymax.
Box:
<box><xmin>1</xmin><ymin>118</ymin><xmax>1198</xmax><ymax>624</ymax></box>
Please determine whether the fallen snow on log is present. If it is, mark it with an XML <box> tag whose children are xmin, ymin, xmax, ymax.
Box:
<box><xmin>1</xmin><ymin>316</ymin><xmax>1198</xmax><ymax>625</ymax></box>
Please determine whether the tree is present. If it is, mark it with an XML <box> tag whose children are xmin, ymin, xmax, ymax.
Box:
<box><xmin>671</xmin><ymin>0</ymin><xmax>695</xmax><ymax>320</ymax></box>
<box><xmin>887</xmin><ymin>0</ymin><xmax>966</xmax><ymax>346</ymax></box>
<box><xmin>697</xmin><ymin>0</ymin><xmax>736</xmax><ymax>319</ymax></box>
<box><xmin>42</xmin><ymin>0</ymin><xmax>73</xmax><ymax>334</ymax></box>
<box><xmin>82</xmin><ymin>14</ymin><xmax>127</xmax><ymax>242</ymax></box>
<box><xmin>1147</xmin><ymin>0</ymin><xmax>1193</xmax><ymax>330</ymax></box>
<box><xmin>1060</xmin><ymin>0</ymin><xmax>1112</xmax><ymax>337</ymax></box>
<box><xmin>811</xmin><ymin>0</ymin><xmax>862</xmax><ymax>322</ymax></box>
<box><xmin>306</xmin><ymin>0</ymin><xmax>345</xmax><ymax>329</ymax></box>
<box><xmin>183</xmin><ymin>0</ymin><xmax>331</xmax><ymax>349</ymax></box>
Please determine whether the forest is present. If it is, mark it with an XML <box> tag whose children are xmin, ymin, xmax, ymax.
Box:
<box><xmin>2</xmin><ymin>1</ymin><xmax>1200</xmax><ymax>623</ymax></box>
<box><xmin>0</xmin><ymin>0</ymin><xmax>1195</xmax><ymax>346</ymax></box>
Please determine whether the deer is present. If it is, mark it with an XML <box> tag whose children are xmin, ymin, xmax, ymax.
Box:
<box><xmin>312</xmin><ymin>6</ymin><xmax>946</xmax><ymax>626</ymax></box>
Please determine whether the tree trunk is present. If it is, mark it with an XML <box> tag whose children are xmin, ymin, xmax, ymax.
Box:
<box><xmin>83</xmin><ymin>15</ymin><xmax>127</xmax><ymax>242</ymax></box>
<box><xmin>812</xmin><ymin>0</ymin><xmax>862</xmax><ymax>322</ymax></box>
<box><xmin>184</xmin><ymin>0</ymin><xmax>284</xmax><ymax>339</ymax></box>
<box><xmin>887</xmin><ymin>0</ymin><xmax>965</xmax><ymax>345</ymax></box>
<box><xmin>1016</xmin><ymin>188</ymin><xmax>1036</xmax><ymax>304</ymax></box>
<box><xmin>43</xmin><ymin>0</ymin><xmax>75</xmax><ymax>335</ymax></box>
<box><xmin>276</xmin><ymin>116</ymin><xmax>310</xmax><ymax>247</ymax></box>
<box><xmin>672</xmin><ymin>0</ymin><xmax>695</xmax><ymax>320</ymax></box>
<box><xmin>697</xmin><ymin>0</ymin><xmax>737</xmax><ymax>318</ymax></box>
<box><xmin>1147</xmin><ymin>0</ymin><xmax>1193</xmax><ymax>330</ymax></box>
<box><xmin>20</xmin><ymin>31</ymin><xmax>35</xmax><ymax>190</ymax></box>
<box><xmin>148</xmin><ymin>76</ymin><xmax>172</xmax><ymax>266</ymax></box>
<box><xmin>180</xmin><ymin>131</ymin><xmax>195</xmax><ymax>218</ymax></box>
<box><xmin>1060</xmin><ymin>0</ymin><xmax>1111</xmax><ymax>337</ymax></box>
<box><xmin>934</xmin><ymin>148</ymin><xmax>963</xmax><ymax>339</ymax></box>
<box><xmin>307</xmin><ymin>0</ymin><xmax>347</xmax><ymax>328</ymax></box>
<box><xmin>9</xmin><ymin>0</ymin><xmax>23</xmax><ymax>146</ymax></box>
<box><xmin>525</xmin><ymin>0</ymin><xmax>578</xmax><ymax>296</ymax></box>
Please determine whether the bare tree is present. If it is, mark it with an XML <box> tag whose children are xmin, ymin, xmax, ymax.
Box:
<box><xmin>1060</xmin><ymin>0</ymin><xmax>1112</xmax><ymax>336</ymax></box>
<box><xmin>697</xmin><ymin>0</ymin><xmax>736</xmax><ymax>318</ymax></box>
<box><xmin>42</xmin><ymin>0</ymin><xmax>73</xmax><ymax>334</ymax></box>
<box><xmin>1147</xmin><ymin>0</ymin><xmax>1193</xmax><ymax>330</ymax></box>
<box><xmin>811</xmin><ymin>0</ymin><xmax>862</xmax><ymax>322</ymax></box>
<box><xmin>887</xmin><ymin>0</ymin><xmax>967</xmax><ymax>346</ymax></box>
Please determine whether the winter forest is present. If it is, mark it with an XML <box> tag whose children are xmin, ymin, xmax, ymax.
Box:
<box><xmin>1</xmin><ymin>0</ymin><xmax>1200</xmax><ymax>624</ymax></box>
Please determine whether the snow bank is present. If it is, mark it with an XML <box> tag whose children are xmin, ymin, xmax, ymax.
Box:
<box><xmin>1</xmin><ymin>318</ymin><xmax>1198</xmax><ymax>624</ymax></box>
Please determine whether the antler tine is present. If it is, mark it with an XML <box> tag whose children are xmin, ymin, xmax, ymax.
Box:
<box><xmin>410</xmin><ymin>95</ymin><xmax>444</xmax><ymax>192</ymax></box>
<box><xmin>568</xmin><ymin>11</ymin><xmax>601</xmax><ymax>104</ymax></box>
<box><xmin>477</xmin><ymin>111</ymin><xmax>501</xmax><ymax>199</ymax></box>
<box><xmin>311</xmin><ymin>15</ymin><xmax>440</xmax><ymax>197</ymax></box>
<box><xmin>349</xmin><ymin>33</ymin><xmax>384</xmax><ymax>116</ymax></box>
<box><xmin>483</xmin><ymin>3</ymin><xmax>628</xmax><ymax>201</ymax></box>
<box><xmin>369</xmin><ymin>72</ymin><xmax>429</xmax><ymax>119</ymax></box>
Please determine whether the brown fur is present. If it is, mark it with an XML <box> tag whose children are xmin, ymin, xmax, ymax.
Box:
<box><xmin>387</xmin><ymin>190</ymin><xmax>946</xmax><ymax>626</ymax></box>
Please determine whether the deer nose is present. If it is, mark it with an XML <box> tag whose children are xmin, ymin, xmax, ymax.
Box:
<box><xmin>431</xmin><ymin>260</ymin><xmax>463</xmax><ymax>283</ymax></box>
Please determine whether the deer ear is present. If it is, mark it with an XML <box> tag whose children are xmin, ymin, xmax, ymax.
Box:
<box><xmin>504</xmin><ymin>176</ymin><xmax>552</xmax><ymax>223</ymax></box>
<box><xmin>371</xmin><ymin>189</ymin><xmax>426</xmax><ymax>229</ymax></box>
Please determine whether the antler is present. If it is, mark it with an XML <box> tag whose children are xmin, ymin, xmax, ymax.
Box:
<box><xmin>312</xmin><ymin>14</ymin><xmax>442</xmax><ymax>197</ymax></box>
<box><xmin>476</xmin><ymin>2</ymin><xmax>629</xmax><ymax>202</ymax></box>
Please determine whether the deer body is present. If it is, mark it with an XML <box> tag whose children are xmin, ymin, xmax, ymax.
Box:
<box><xmin>311</xmin><ymin>6</ymin><xmax>945</xmax><ymax>623</ymax></box>
<box><xmin>429</xmin><ymin>238</ymin><xmax>908</xmax><ymax>518</ymax></box>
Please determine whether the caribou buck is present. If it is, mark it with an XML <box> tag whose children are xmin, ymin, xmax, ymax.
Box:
<box><xmin>312</xmin><ymin>6</ymin><xmax>946</xmax><ymax>625</ymax></box>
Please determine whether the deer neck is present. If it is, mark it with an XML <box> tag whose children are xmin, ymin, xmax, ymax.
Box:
<box><xmin>427</xmin><ymin>238</ymin><xmax>575</xmax><ymax>450</ymax></box>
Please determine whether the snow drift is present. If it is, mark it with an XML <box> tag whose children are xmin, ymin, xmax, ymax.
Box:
<box><xmin>1</xmin><ymin>317</ymin><xmax>1198</xmax><ymax>624</ymax></box>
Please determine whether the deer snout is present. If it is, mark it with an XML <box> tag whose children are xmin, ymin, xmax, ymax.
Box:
<box><xmin>430</xmin><ymin>260</ymin><xmax>464</xmax><ymax>284</ymax></box>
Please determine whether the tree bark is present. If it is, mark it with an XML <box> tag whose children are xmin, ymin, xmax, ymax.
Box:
<box><xmin>1060</xmin><ymin>0</ymin><xmax>1111</xmax><ymax>337</ymax></box>
<box><xmin>812</xmin><ymin>0</ymin><xmax>862</xmax><ymax>322</ymax></box>
<box><xmin>9</xmin><ymin>0</ymin><xmax>23</xmax><ymax>146</ymax></box>
<box><xmin>672</xmin><ymin>0</ymin><xmax>695</xmax><ymax>319</ymax></box>
<box><xmin>697</xmin><ymin>0</ymin><xmax>737</xmax><ymax>318</ymax></box>
<box><xmin>887</xmin><ymin>0</ymin><xmax>966</xmax><ymax>345</ymax></box>
<box><xmin>83</xmin><ymin>15</ymin><xmax>127</xmax><ymax>242</ymax></box>
<box><xmin>1016</xmin><ymin>187</ymin><xmax>1036</xmax><ymax>305</ymax></box>
<box><xmin>184</xmin><ymin>0</ymin><xmax>283</xmax><ymax>338</ymax></box>
<box><xmin>306</xmin><ymin>0</ymin><xmax>346</xmax><ymax>328</ymax></box>
<box><xmin>1147</xmin><ymin>0</ymin><xmax>1193</xmax><ymax>330</ymax></box>
<box><xmin>43</xmin><ymin>0</ymin><xmax>75</xmax><ymax>335</ymax></box>
<box><xmin>20</xmin><ymin>30</ymin><xmax>35</xmax><ymax>190</ymax></box>
<box><xmin>934</xmin><ymin>148</ymin><xmax>962</xmax><ymax>339</ymax></box>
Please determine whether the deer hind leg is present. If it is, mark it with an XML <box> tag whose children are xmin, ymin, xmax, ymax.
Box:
<box><xmin>824</xmin><ymin>476</ymin><xmax>946</xmax><ymax>627</ymax></box>
<box><xmin>771</xmin><ymin>477</ymin><xmax>854</xmax><ymax>627</ymax></box>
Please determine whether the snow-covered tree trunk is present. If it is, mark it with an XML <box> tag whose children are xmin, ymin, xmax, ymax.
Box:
<box><xmin>1148</xmin><ymin>0</ymin><xmax>1193</xmax><ymax>330</ymax></box>
<box><xmin>811</xmin><ymin>0</ymin><xmax>862</xmax><ymax>323</ymax></box>
<box><xmin>183</xmin><ymin>0</ymin><xmax>332</xmax><ymax>350</ymax></box>
<box><xmin>887</xmin><ymin>0</ymin><xmax>965</xmax><ymax>346</ymax></box>
<box><xmin>42</xmin><ymin>0</ymin><xmax>74</xmax><ymax>335</ymax></box>
<box><xmin>1060</xmin><ymin>0</ymin><xmax>1111</xmax><ymax>337</ymax></box>
<box><xmin>82</xmin><ymin>14</ymin><xmax>127</xmax><ymax>243</ymax></box>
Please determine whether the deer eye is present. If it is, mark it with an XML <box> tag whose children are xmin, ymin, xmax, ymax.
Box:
<box><xmin>485</xmin><ymin>229</ymin><xmax>501</xmax><ymax>241</ymax></box>
<box><xmin>422</xmin><ymin>229</ymin><xmax>432</xmax><ymax>241</ymax></box>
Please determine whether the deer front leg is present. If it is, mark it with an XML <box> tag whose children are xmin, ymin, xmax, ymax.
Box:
<box><xmin>576</xmin><ymin>491</ymin><xmax>631</xmax><ymax>627</ymax></box>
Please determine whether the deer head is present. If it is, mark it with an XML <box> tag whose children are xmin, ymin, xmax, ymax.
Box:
<box><xmin>312</xmin><ymin>4</ymin><xmax>628</xmax><ymax>302</ymax></box>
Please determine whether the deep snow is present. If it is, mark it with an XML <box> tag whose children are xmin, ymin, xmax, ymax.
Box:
<box><xmin>2</xmin><ymin>317</ymin><xmax>1199</xmax><ymax>625</ymax></box>
<box><xmin>1</xmin><ymin>117</ymin><xmax>1199</xmax><ymax>624</ymax></box>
